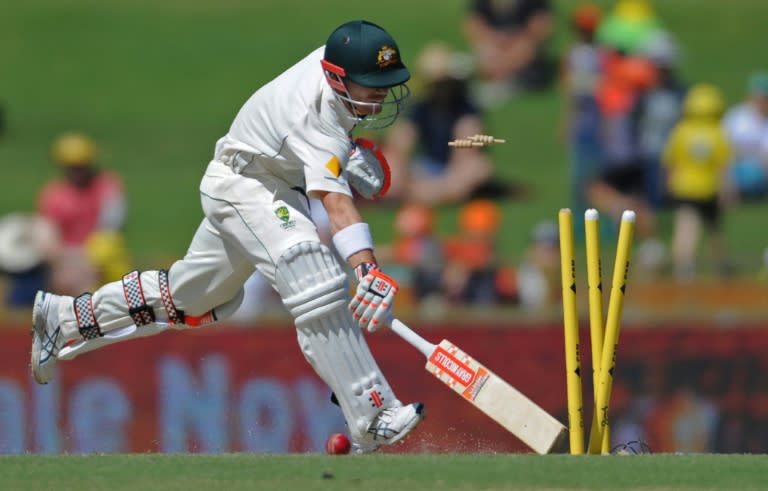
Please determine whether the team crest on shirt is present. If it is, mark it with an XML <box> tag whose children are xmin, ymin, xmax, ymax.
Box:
<box><xmin>274</xmin><ymin>206</ymin><xmax>296</xmax><ymax>230</ymax></box>
<box><xmin>377</xmin><ymin>45</ymin><xmax>398</xmax><ymax>68</ymax></box>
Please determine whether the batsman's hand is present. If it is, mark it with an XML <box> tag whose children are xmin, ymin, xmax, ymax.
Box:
<box><xmin>346</xmin><ymin>138</ymin><xmax>391</xmax><ymax>200</ymax></box>
<box><xmin>349</xmin><ymin>263</ymin><xmax>398</xmax><ymax>332</ymax></box>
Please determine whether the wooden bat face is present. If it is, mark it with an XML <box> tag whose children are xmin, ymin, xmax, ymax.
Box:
<box><xmin>425</xmin><ymin>339</ymin><xmax>568</xmax><ymax>454</ymax></box>
<box><xmin>426</xmin><ymin>340</ymin><xmax>491</xmax><ymax>401</ymax></box>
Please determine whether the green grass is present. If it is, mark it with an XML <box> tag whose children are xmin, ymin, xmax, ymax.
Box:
<box><xmin>1</xmin><ymin>454</ymin><xmax>766</xmax><ymax>490</ymax></box>
<box><xmin>3</xmin><ymin>0</ymin><xmax>768</xmax><ymax>269</ymax></box>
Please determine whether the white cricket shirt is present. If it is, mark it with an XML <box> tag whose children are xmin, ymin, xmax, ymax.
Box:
<box><xmin>214</xmin><ymin>46</ymin><xmax>356</xmax><ymax>197</ymax></box>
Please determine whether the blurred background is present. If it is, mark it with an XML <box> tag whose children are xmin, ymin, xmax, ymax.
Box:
<box><xmin>1</xmin><ymin>0</ymin><xmax>767</xmax><ymax>455</ymax></box>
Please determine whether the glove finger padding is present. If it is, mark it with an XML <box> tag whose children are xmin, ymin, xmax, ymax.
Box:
<box><xmin>349</xmin><ymin>269</ymin><xmax>398</xmax><ymax>332</ymax></box>
<box><xmin>345</xmin><ymin>138</ymin><xmax>391</xmax><ymax>200</ymax></box>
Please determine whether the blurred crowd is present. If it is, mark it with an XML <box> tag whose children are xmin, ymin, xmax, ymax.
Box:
<box><xmin>577</xmin><ymin>1</ymin><xmax>768</xmax><ymax>284</ymax></box>
<box><xmin>558</xmin><ymin>0</ymin><xmax>763</xmax><ymax>283</ymax></box>
<box><xmin>0</xmin><ymin>133</ymin><xmax>130</xmax><ymax>313</ymax></box>
<box><xmin>611</xmin><ymin>353</ymin><xmax>768</xmax><ymax>454</ymax></box>
<box><xmin>378</xmin><ymin>0</ymin><xmax>768</xmax><ymax>315</ymax></box>
<box><xmin>2</xmin><ymin>0</ymin><xmax>768</xmax><ymax>319</ymax></box>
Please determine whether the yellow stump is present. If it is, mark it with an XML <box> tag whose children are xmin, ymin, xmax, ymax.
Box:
<box><xmin>584</xmin><ymin>209</ymin><xmax>610</xmax><ymax>454</ymax></box>
<box><xmin>594</xmin><ymin>210</ymin><xmax>635</xmax><ymax>453</ymax></box>
<box><xmin>558</xmin><ymin>208</ymin><xmax>584</xmax><ymax>455</ymax></box>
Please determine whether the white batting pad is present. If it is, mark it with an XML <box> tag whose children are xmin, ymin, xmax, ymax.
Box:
<box><xmin>58</xmin><ymin>323</ymin><xmax>169</xmax><ymax>360</ymax></box>
<box><xmin>275</xmin><ymin>241</ymin><xmax>400</xmax><ymax>439</ymax></box>
<box><xmin>57</xmin><ymin>271</ymin><xmax>244</xmax><ymax>360</ymax></box>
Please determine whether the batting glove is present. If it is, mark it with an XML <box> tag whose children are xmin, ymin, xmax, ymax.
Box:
<box><xmin>349</xmin><ymin>263</ymin><xmax>398</xmax><ymax>332</ymax></box>
<box><xmin>345</xmin><ymin>138</ymin><xmax>391</xmax><ymax>200</ymax></box>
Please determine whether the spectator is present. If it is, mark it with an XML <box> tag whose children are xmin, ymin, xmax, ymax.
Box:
<box><xmin>590</xmin><ymin>49</ymin><xmax>673</xmax><ymax>272</ymax></box>
<box><xmin>634</xmin><ymin>30</ymin><xmax>687</xmax><ymax>209</ymax></box>
<box><xmin>662</xmin><ymin>84</ymin><xmax>732</xmax><ymax>281</ymax></box>
<box><xmin>442</xmin><ymin>199</ymin><xmax>515</xmax><ymax>305</ymax></box>
<box><xmin>0</xmin><ymin>213</ymin><xmax>57</xmax><ymax>308</ymax></box>
<box><xmin>760</xmin><ymin>247</ymin><xmax>768</xmax><ymax>283</ymax></box>
<box><xmin>559</xmin><ymin>2</ymin><xmax>604</xmax><ymax>231</ymax></box>
<box><xmin>516</xmin><ymin>220</ymin><xmax>559</xmax><ymax>309</ymax></box>
<box><xmin>722</xmin><ymin>71</ymin><xmax>768</xmax><ymax>200</ymax></box>
<box><xmin>37</xmin><ymin>132</ymin><xmax>129</xmax><ymax>294</ymax></box>
<box><xmin>589</xmin><ymin>52</ymin><xmax>660</xmax><ymax>244</ymax></box>
<box><xmin>386</xmin><ymin>202</ymin><xmax>444</xmax><ymax>304</ymax></box>
<box><xmin>384</xmin><ymin>42</ymin><xmax>526</xmax><ymax>206</ymax></box>
<box><xmin>462</xmin><ymin>0</ymin><xmax>555</xmax><ymax>106</ymax></box>
<box><xmin>596</xmin><ymin>0</ymin><xmax>661</xmax><ymax>56</ymax></box>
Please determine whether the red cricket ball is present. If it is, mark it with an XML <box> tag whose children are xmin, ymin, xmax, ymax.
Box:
<box><xmin>325</xmin><ymin>432</ymin><xmax>351</xmax><ymax>455</ymax></box>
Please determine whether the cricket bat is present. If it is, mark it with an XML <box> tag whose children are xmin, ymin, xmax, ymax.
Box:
<box><xmin>389</xmin><ymin>319</ymin><xmax>568</xmax><ymax>454</ymax></box>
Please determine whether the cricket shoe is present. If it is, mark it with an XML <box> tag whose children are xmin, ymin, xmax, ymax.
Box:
<box><xmin>30</xmin><ymin>291</ymin><xmax>66</xmax><ymax>384</ymax></box>
<box><xmin>352</xmin><ymin>402</ymin><xmax>426</xmax><ymax>454</ymax></box>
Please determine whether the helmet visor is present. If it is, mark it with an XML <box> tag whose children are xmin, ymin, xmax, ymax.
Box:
<box><xmin>333</xmin><ymin>83</ymin><xmax>410</xmax><ymax>129</ymax></box>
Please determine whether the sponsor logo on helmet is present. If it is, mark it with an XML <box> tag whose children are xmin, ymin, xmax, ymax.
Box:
<box><xmin>377</xmin><ymin>45</ymin><xmax>398</xmax><ymax>68</ymax></box>
<box><xmin>275</xmin><ymin>206</ymin><xmax>296</xmax><ymax>230</ymax></box>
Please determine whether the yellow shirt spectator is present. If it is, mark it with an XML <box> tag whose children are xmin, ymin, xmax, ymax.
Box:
<box><xmin>663</xmin><ymin>119</ymin><xmax>730</xmax><ymax>200</ymax></box>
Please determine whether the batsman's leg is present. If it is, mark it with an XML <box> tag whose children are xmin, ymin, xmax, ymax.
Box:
<box><xmin>30</xmin><ymin>218</ymin><xmax>253</xmax><ymax>384</ymax></box>
<box><xmin>275</xmin><ymin>241</ymin><xmax>424</xmax><ymax>453</ymax></box>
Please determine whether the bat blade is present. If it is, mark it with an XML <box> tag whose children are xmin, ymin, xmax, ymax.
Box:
<box><xmin>426</xmin><ymin>339</ymin><xmax>568</xmax><ymax>454</ymax></box>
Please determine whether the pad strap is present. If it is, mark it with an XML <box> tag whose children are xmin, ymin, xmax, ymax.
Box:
<box><xmin>122</xmin><ymin>270</ymin><xmax>155</xmax><ymax>326</ymax></box>
<box><xmin>158</xmin><ymin>269</ymin><xmax>185</xmax><ymax>325</ymax></box>
<box><xmin>74</xmin><ymin>293</ymin><xmax>103</xmax><ymax>340</ymax></box>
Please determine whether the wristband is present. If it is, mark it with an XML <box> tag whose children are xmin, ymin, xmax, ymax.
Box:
<box><xmin>354</xmin><ymin>262</ymin><xmax>379</xmax><ymax>280</ymax></box>
<box><xmin>332</xmin><ymin>222</ymin><xmax>374</xmax><ymax>261</ymax></box>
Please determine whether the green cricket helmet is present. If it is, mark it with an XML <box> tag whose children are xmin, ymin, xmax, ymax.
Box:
<box><xmin>322</xmin><ymin>20</ymin><xmax>411</xmax><ymax>129</ymax></box>
<box><xmin>324</xmin><ymin>20</ymin><xmax>410</xmax><ymax>88</ymax></box>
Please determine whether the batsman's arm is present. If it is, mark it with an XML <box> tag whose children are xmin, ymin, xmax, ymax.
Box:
<box><xmin>315</xmin><ymin>190</ymin><xmax>377</xmax><ymax>266</ymax></box>
<box><xmin>317</xmin><ymin>190</ymin><xmax>399</xmax><ymax>332</ymax></box>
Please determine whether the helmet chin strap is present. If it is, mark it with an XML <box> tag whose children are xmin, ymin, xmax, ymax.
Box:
<box><xmin>333</xmin><ymin>86</ymin><xmax>409</xmax><ymax>130</ymax></box>
<box><xmin>336</xmin><ymin>94</ymin><xmax>383</xmax><ymax>119</ymax></box>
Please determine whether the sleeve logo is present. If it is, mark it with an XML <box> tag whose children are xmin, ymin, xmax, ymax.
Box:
<box><xmin>325</xmin><ymin>155</ymin><xmax>342</xmax><ymax>177</ymax></box>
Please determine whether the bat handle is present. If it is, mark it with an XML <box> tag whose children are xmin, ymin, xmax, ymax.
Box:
<box><xmin>389</xmin><ymin>319</ymin><xmax>436</xmax><ymax>358</ymax></box>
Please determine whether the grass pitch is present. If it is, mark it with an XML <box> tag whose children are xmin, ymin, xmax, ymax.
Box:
<box><xmin>2</xmin><ymin>453</ymin><xmax>766</xmax><ymax>491</ymax></box>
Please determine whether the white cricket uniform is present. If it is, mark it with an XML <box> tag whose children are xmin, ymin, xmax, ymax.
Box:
<box><xmin>182</xmin><ymin>45</ymin><xmax>357</xmax><ymax>310</ymax></box>
<box><xmin>53</xmin><ymin>47</ymin><xmax>335</xmax><ymax>328</ymax></box>
<box><xmin>79</xmin><ymin>47</ymin><xmax>357</xmax><ymax>329</ymax></box>
<box><xmin>53</xmin><ymin>46</ymin><xmax>406</xmax><ymax>442</ymax></box>
<box><xmin>53</xmin><ymin>45</ymin><xmax>409</xmax><ymax>442</ymax></box>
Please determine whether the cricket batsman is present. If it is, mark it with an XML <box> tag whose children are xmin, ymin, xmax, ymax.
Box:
<box><xmin>30</xmin><ymin>20</ymin><xmax>424</xmax><ymax>453</ymax></box>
